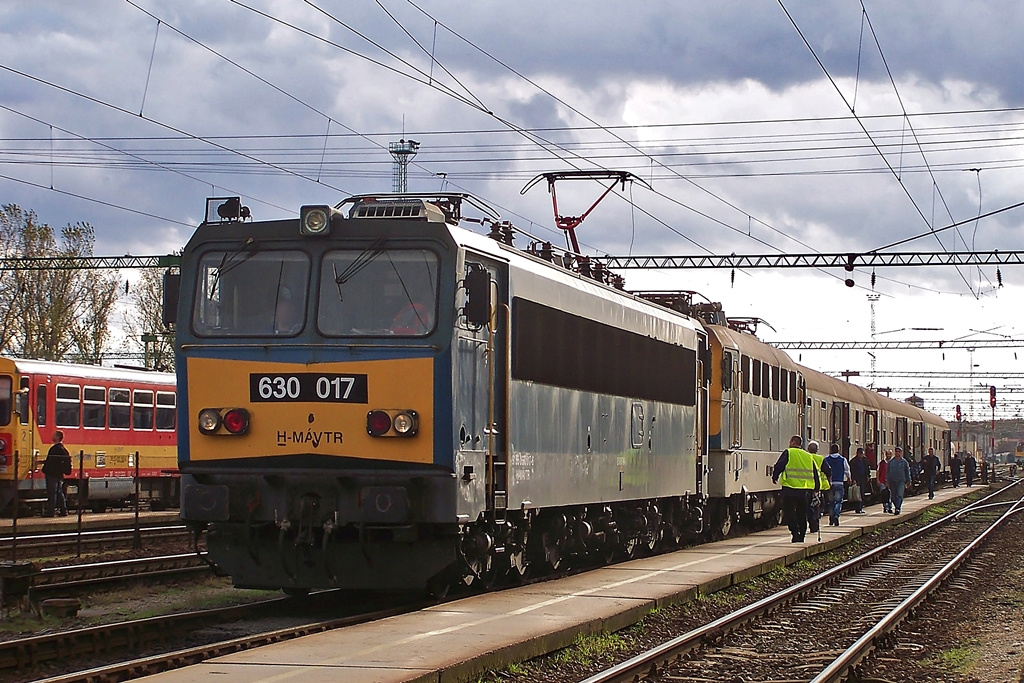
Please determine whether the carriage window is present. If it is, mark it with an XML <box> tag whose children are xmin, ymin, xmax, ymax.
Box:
<box><xmin>55</xmin><ymin>384</ymin><xmax>81</xmax><ymax>428</ymax></box>
<box><xmin>761</xmin><ymin>362</ymin><xmax>770</xmax><ymax>398</ymax></box>
<box><xmin>780</xmin><ymin>369</ymin><xmax>788</xmax><ymax>403</ymax></box>
<box><xmin>0</xmin><ymin>376</ymin><xmax>11</xmax><ymax>426</ymax></box>
<box><xmin>133</xmin><ymin>390</ymin><xmax>155</xmax><ymax>430</ymax></box>
<box><xmin>156</xmin><ymin>391</ymin><xmax>176</xmax><ymax>431</ymax></box>
<box><xmin>36</xmin><ymin>384</ymin><xmax>47</xmax><ymax>426</ymax></box>
<box><xmin>751</xmin><ymin>359</ymin><xmax>761</xmax><ymax>395</ymax></box>
<box><xmin>771</xmin><ymin>366</ymin><xmax>780</xmax><ymax>400</ymax></box>
<box><xmin>83</xmin><ymin>386</ymin><xmax>106</xmax><ymax>428</ymax></box>
<box><xmin>790</xmin><ymin>373</ymin><xmax>798</xmax><ymax>403</ymax></box>
<box><xmin>109</xmin><ymin>389</ymin><xmax>130</xmax><ymax>429</ymax></box>
<box><xmin>741</xmin><ymin>355</ymin><xmax>750</xmax><ymax>393</ymax></box>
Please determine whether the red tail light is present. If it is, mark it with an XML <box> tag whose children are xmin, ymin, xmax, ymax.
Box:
<box><xmin>367</xmin><ymin>410</ymin><xmax>392</xmax><ymax>437</ymax></box>
<box><xmin>223</xmin><ymin>408</ymin><xmax>250</xmax><ymax>434</ymax></box>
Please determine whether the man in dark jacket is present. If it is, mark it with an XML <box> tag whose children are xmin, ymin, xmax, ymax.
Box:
<box><xmin>965</xmin><ymin>452</ymin><xmax>978</xmax><ymax>487</ymax></box>
<box><xmin>950</xmin><ymin>452</ymin><xmax>963</xmax><ymax>487</ymax></box>
<box><xmin>849</xmin><ymin>447</ymin><xmax>870</xmax><ymax>514</ymax></box>
<box><xmin>42</xmin><ymin>430</ymin><xmax>72</xmax><ymax>517</ymax></box>
<box><xmin>922</xmin><ymin>448</ymin><xmax>941</xmax><ymax>499</ymax></box>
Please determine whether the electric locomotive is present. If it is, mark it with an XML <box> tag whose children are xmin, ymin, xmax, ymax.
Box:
<box><xmin>173</xmin><ymin>194</ymin><xmax>708</xmax><ymax>593</ymax></box>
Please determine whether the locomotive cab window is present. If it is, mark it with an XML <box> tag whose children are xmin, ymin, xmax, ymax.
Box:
<box><xmin>192</xmin><ymin>250</ymin><xmax>310</xmax><ymax>337</ymax></box>
<box><xmin>317</xmin><ymin>248</ymin><xmax>439</xmax><ymax>337</ymax></box>
<box><xmin>0</xmin><ymin>376</ymin><xmax>11</xmax><ymax>426</ymax></box>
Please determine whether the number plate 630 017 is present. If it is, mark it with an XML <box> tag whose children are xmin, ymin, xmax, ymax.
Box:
<box><xmin>249</xmin><ymin>373</ymin><xmax>368</xmax><ymax>403</ymax></box>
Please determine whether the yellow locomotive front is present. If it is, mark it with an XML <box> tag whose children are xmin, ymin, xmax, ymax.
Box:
<box><xmin>177</xmin><ymin>197</ymin><xmax>465</xmax><ymax>593</ymax></box>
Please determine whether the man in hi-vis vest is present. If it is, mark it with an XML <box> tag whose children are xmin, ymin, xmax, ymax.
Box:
<box><xmin>773</xmin><ymin>435</ymin><xmax>827</xmax><ymax>543</ymax></box>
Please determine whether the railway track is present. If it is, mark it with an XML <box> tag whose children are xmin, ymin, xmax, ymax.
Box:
<box><xmin>577</xmin><ymin>483</ymin><xmax>1024</xmax><ymax>683</ymax></box>
<box><xmin>28</xmin><ymin>552</ymin><xmax>213</xmax><ymax>602</ymax></box>
<box><xmin>0</xmin><ymin>525</ymin><xmax>191</xmax><ymax>559</ymax></box>
<box><xmin>5</xmin><ymin>591</ymin><xmax>424</xmax><ymax>683</ymax></box>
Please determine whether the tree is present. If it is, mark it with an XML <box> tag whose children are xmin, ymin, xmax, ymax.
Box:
<box><xmin>123</xmin><ymin>268</ymin><xmax>176</xmax><ymax>371</ymax></box>
<box><xmin>0</xmin><ymin>204</ymin><xmax>120</xmax><ymax>363</ymax></box>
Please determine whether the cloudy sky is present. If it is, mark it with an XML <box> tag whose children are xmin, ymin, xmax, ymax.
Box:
<box><xmin>2</xmin><ymin>1</ymin><xmax>1023</xmax><ymax>426</ymax></box>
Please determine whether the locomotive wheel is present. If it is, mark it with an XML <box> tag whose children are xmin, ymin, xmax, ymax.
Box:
<box><xmin>718</xmin><ymin>512</ymin><xmax>733</xmax><ymax>539</ymax></box>
<box><xmin>624</xmin><ymin>535</ymin><xmax>644</xmax><ymax>560</ymax></box>
<box><xmin>541</xmin><ymin>530</ymin><xmax>563</xmax><ymax>571</ymax></box>
<box><xmin>507</xmin><ymin>532</ymin><xmax>530</xmax><ymax>583</ymax></box>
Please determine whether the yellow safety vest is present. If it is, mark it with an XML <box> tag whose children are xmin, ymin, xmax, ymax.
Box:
<box><xmin>779</xmin><ymin>447</ymin><xmax>818</xmax><ymax>490</ymax></box>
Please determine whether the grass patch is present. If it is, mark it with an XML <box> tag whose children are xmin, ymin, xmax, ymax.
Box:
<box><xmin>552</xmin><ymin>631</ymin><xmax>632</xmax><ymax>666</ymax></box>
<box><xmin>930</xmin><ymin>640</ymin><xmax>981</xmax><ymax>674</ymax></box>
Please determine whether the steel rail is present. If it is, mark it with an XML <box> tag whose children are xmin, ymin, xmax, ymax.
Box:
<box><xmin>27</xmin><ymin>599</ymin><xmax>428</xmax><ymax>683</ymax></box>
<box><xmin>812</xmin><ymin>493</ymin><xmax>1024</xmax><ymax>682</ymax></box>
<box><xmin>576</xmin><ymin>484</ymin><xmax>1017</xmax><ymax>683</ymax></box>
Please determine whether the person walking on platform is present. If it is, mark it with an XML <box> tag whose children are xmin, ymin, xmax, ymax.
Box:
<box><xmin>950</xmin><ymin>451</ymin><xmax>963</xmax><ymax>488</ymax></box>
<box><xmin>850</xmin><ymin>447</ymin><xmax>870</xmax><ymax>514</ymax></box>
<box><xmin>42</xmin><ymin>430</ymin><xmax>72</xmax><ymax>517</ymax></box>
<box><xmin>823</xmin><ymin>443</ymin><xmax>850</xmax><ymax>526</ymax></box>
<box><xmin>965</xmin><ymin>452</ymin><xmax>978</xmax><ymax>487</ymax></box>
<box><xmin>886</xmin><ymin>446</ymin><xmax>912</xmax><ymax>515</ymax></box>
<box><xmin>773</xmin><ymin>435</ymin><xmax>824</xmax><ymax>543</ymax></box>
<box><xmin>877</xmin><ymin>450</ymin><xmax>893</xmax><ymax>513</ymax></box>
<box><xmin>922</xmin><ymin>447</ymin><xmax>941</xmax><ymax>499</ymax></box>
<box><xmin>805</xmin><ymin>441</ymin><xmax>827</xmax><ymax>534</ymax></box>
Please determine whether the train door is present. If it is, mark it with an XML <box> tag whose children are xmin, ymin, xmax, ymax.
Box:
<box><xmin>895</xmin><ymin>417</ymin><xmax>909</xmax><ymax>450</ymax></box>
<box><xmin>830</xmin><ymin>401</ymin><xmax>851</xmax><ymax>456</ymax></box>
<box><xmin>17</xmin><ymin>376</ymin><xmax>37</xmax><ymax>475</ymax></box>
<box><xmin>696</xmin><ymin>331</ymin><xmax>708</xmax><ymax>499</ymax></box>
<box><xmin>912</xmin><ymin>421</ymin><xmax>925</xmax><ymax>460</ymax></box>
<box><xmin>720</xmin><ymin>347</ymin><xmax>739</xmax><ymax>448</ymax></box>
<box><xmin>796</xmin><ymin>375</ymin><xmax>806</xmax><ymax>439</ymax></box>
<box><xmin>864</xmin><ymin>410</ymin><xmax>879</xmax><ymax>466</ymax></box>
<box><xmin>942</xmin><ymin>429</ymin><xmax>952</xmax><ymax>467</ymax></box>
<box><xmin>455</xmin><ymin>254</ymin><xmax>508</xmax><ymax>519</ymax></box>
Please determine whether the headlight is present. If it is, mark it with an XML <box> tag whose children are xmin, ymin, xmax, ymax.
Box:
<box><xmin>392</xmin><ymin>411</ymin><xmax>418</xmax><ymax>435</ymax></box>
<box><xmin>300</xmin><ymin>205</ymin><xmax>337</xmax><ymax>236</ymax></box>
<box><xmin>198</xmin><ymin>409</ymin><xmax>222</xmax><ymax>434</ymax></box>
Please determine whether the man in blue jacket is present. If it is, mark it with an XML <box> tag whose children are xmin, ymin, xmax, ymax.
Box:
<box><xmin>885</xmin><ymin>446</ymin><xmax>913</xmax><ymax>515</ymax></box>
<box><xmin>823</xmin><ymin>444</ymin><xmax>851</xmax><ymax>526</ymax></box>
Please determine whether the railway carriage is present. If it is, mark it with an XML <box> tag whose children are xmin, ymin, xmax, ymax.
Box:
<box><xmin>0</xmin><ymin>357</ymin><xmax>179</xmax><ymax>514</ymax></box>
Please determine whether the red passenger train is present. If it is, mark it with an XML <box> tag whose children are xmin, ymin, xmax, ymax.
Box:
<box><xmin>0</xmin><ymin>357</ymin><xmax>178</xmax><ymax>515</ymax></box>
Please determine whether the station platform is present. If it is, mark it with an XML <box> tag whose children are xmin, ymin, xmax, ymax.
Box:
<box><xmin>143</xmin><ymin>485</ymin><xmax>982</xmax><ymax>683</ymax></box>
<box><xmin>0</xmin><ymin>510</ymin><xmax>182</xmax><ymax>535</ymax></box>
